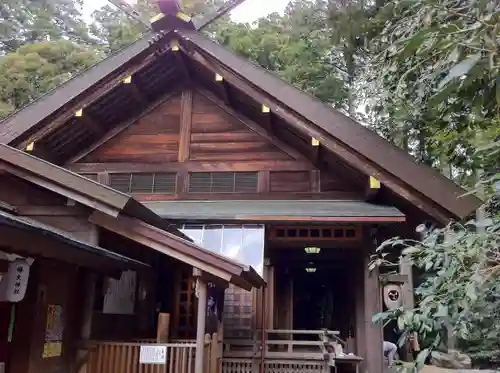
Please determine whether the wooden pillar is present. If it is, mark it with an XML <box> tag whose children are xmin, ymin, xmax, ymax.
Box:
<box><xmin>267</xmin><ymin>264</ymin><xmax>275</xmax><ymax>329</ymax></box>
<box><xmin>194</xmin><ymin>269</ymin><xmax>207</xmax><ymax>373</ymax></box>
<box><xmin>400</xmin><ymin>257</ymin><xmax>417</xmax><ymax>359</ymax></box>
<box><xmin>263</xmin><ymin>259</ymin><xmax>275</xmax><ymax>330</ymax></box>
<box><xmin>287</xmin><ymin>278</ymin><xmax>294</xmax><ymax>334</ymax></box>
<box><xmin>156</xmin><ymin>313</ymin><xmax>170</xmax><ymax>343</ymax></box>
<box><xmin>364</xmin><ymin>253</ymin><xmax>383</xmax><ymax>373</ymax></box>
<box><xmin>74</xmin><ymin>225</ymin><xmax>98</xmax><ymax>373</ymax></box>
<box><xmin>354</xmin><ymin>257</ymin><xmax>366</xmax><ymax>363</ymax></box>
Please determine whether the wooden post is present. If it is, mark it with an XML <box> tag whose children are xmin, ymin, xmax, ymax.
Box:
<box><xmin>400</xmin><ymin>257</ymin><xmax>417</xmax><ymax>359</ymax></box>
<box><xmin>156</xmin><ymin>313</ymin><xmax>170</xmax><ymax>343</ymax></box>
<box><xmin>355</xmin><ymin>258</ymin><xmax>366</xmax><ymax>368</ymax></box>
<box><xmin>209</xmin><ymin>333</ymin><xmax>218</xmax><ymax>373</ymax></box>
<box><xmin>74</xmin><ymin>225</ymin><xmax>99</xmax><ymax>373</ymax></box>
<box><xmin>264</xmin><ymin>259</ymin><xmax>275</xmax><ymax>329</ymax></box>
<box><xmin>75</xmin><ymin>272</ymin><xmax>96</xmax><ymax>373</ymax></box>
<box><xmin>287</xmin><ymin>278</ymin><xmax>293</xmax><ymax>336</ymax></box>
<box><xmin>194</xmin><ymin>269</ymin><xmax>207</xmax><ymax>373</ymax></box>
<box><xmin>364</xmin><ymin>254</ymin><xmax>383</xmax><ymax>373</ymax></box>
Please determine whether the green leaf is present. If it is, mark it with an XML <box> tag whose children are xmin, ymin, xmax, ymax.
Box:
<box><xmin>416</xmin><ymin>348</ymin><xmax>430</xmax><ymax>369</ymax></box>
<box><xmin>400</xmin><ymin>29</ymin><xmax>430</xmax><ymax>58</ymax></box>
<box><xmin>402</xmin><ymin>247</ymin><xmax>421</xmax><ymax>255</ymax></box>
<box><xmin>466</xmin><ymin>282</ymin><xmax>478</xmax><ymax>302</ymax></box>
<box><xmin>438</xmin><ymin>54</ymin><xmax>482</xmax><ymax>88</ymax></box>
<box><xmin>496</xmin><ymin>79</ymin><xmax>500</xmax><ymax>105</ymax></box>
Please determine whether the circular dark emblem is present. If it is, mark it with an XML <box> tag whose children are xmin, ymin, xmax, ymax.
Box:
<box><xmin>388</xmin><ymin>289</ymin><xmax>400</xmax><ymax>301</ymax></box>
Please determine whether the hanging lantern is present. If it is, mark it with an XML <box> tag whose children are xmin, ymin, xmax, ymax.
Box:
<box><xmin>0</xmin><ymin>259</ymin><xmax>31</xmax><ymax>303</ymax></box>
<box><xmin>383</xmin><ymin>284</ymin><xmax>402</xmax><ymax>310</ymax></box>
<box><xmin>304</xmin><ymin>247</ymin><xmax>321</xmax><ymax>254</ymax></box>
<box><xmin>305</xmin><ymin>262</ymin><xmax>316</xmax><ymax>273</ymax></box>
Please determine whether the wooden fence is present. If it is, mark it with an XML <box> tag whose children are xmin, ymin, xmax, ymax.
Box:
<box><xmin>84</xmin><ymin>334</ymin><xmax>220</xmax><ymax>373</ymax></box>
<box><xmin>221</xmin><ymin>329</ymin><xmax>348</xmax><ymax>373</ymax></box>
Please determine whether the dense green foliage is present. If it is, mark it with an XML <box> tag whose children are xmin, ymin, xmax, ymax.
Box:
<box><xmin>0</xmin><ymin>0</ymin><xmax>499</xmax><ymax>367</ymax></box>
<box><xmin>367</xmin><ymin>0</ymin><xmax>500</xmax><ymax>369</ymax></box>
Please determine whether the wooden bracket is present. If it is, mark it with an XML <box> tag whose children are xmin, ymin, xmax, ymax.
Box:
<box><xmin>378</xmin><ymin>274</ymin><xmax>408</xmax><ymax>284</ymax></box>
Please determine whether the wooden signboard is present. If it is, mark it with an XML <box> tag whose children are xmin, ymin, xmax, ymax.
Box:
<box><xmin>42</xmin><ymin>304</ymin><xmax>64</xmax><ymax>358</ymax></box>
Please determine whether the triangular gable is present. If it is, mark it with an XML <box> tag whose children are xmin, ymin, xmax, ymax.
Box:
<box><xmin>76</xmin><ymin>88</ymin><xmax>301</xmax><ymax>164</ymax></box>
<box><xmin>173</xmin><ymin>29</ymin><xmax>481</xmax><ymax>221</ymax></box>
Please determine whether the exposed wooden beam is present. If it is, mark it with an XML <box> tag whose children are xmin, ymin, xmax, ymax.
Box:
<box><xmin>197</xmin><ymin>88</ymin><xmax>309</xmax><ymax>162</ymax></box>
<box><xmin>78</xmin><ymin>113</ymin><xmax>104</xmax><ymax>136</ymax></box>
<box><xmin>0</xmin><ymin>199</ymin><xmax>18</xmax><ymax>213</ymax></box>
<box><xmin>181</xmin><ymin>44</ymin><xmax>451</xmax><ymax>223</ymax></box>
<box><xmin>260</xmin><ymin>104</ymin><xmax>273</xmax><ymax>133</ymax></box>
<box><xmin>171</xmin><ymin>43</ymin><xmax>191</xmax><ymax>82</ymax></box>
<box><xmin>68</xmin><ymin>160</ymin><xmax>317</xmax><ymax>173</ymax></box>
<box><xmin>25</xmin><ymin>142</ymin><xmax>60</xmax><ymax>164</ymax></box>
<box><xmin>126</xmin><ymin>81</ymin><xmax>148</xmax><ymax>107</ymax></box>
<box><xmin>219</xmin><ymin>80</ymin><xmax>231</xmax><ymax>105</ymax></box>
<box><xmin>16</xmin><ymin>52</ymin><xmax>165</xmax><ymax>152</ymax></box>
<box><xmin>178</xmin><ymin>90</ymin><xmax>193</xmax><ymax>162</ymax></box>
<box><xmin>66</xmin><ymin>88</ymin><xmax>182</xmax><ymax>165</ymax></box>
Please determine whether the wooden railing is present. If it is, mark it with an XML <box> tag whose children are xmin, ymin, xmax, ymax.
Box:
<box><xmin>221</xmin><ymin>329</ymin><xmax>361</xmax><ymax>373</ymax></box>
<box><xmin>223</xmin><ymin>329</ymin><xmax>339</xmax><ymax>359</ymax></box>
<box><xmin>83</xmin><ymin>334</ymin><xmax>221</xmax><ymax>373</ymax></box>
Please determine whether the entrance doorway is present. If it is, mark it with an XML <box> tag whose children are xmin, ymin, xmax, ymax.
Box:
<box><xmin>271</xmin><ymin>245</ymin><xmax>359</xmax><ymax>340</ymax></box>
<box><xmin>292</xmin><ymin>261</ymin><xmax>354</xmax><ymax>338</ymax></box>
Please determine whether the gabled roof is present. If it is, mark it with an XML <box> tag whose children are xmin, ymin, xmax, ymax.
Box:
<box><xmin>0</xmin><ymin>29</ymin><xmax>482</xmax><ymax>222</ymax></box>
<box><xmin>0</xmin><ymin>209</ymin><xmax>149</xmax><ymax>274</ymax></box>
<box><xmin>90</xmin><ymin>211</ymin><xmax>265</xmax><ymax>290</ymax></box>
<box><xmin>143</xmin><ymin>200</ymin><xmax>405</xmax><ymax>223</ymax></box>
<box><xmin>174</xmin><ymin>29</ymin><xmax>482</xmax><ymax>221</ymax></box>
<box><xmin>0</xmin><ymin>143</ymin><xmax>174</xmax><ymax>233</ymax></box>
<box><xmin>0</xmin><ymin>144</ymin><xmax>264</xmax><ymax>289</ymax></box>
<box><xmin>0</xmin><ymin>32</ymin><xmax>158</xmax><ymax>144</ymax></box>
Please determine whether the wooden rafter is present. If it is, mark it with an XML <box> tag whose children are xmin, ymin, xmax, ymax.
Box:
<box><xmin>171</xmin><ymin>45</ymin><xmax>191</xmax><ymax>82</ymax></box>
<box><xmin>78</xmin><ymin>113</ymin><xmax>104</xmax><ymax>136</ymax></box>
<box><xmin>126</xmin><ymin>81</ymin><xmax>148</xmax><ymax>107</ymax></box>
<box><xmin>16</xmin><ymin>52</ymin><xmax>165</xmax><ymax>152</ymax></box>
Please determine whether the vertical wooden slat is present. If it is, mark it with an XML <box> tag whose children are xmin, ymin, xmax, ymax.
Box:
<box><xmin>179</xmin><ymin>90</ymin><xmax>193</xmax><ymax>162</ymax></box>
<box><xmin>310</xmin><ymin>170</ymin><xmax>320</xmax><ymax>192</ymax></box>
<box><xmin>257</xmin><ymin>171</ymin><xmax>270</xmax><ymax>192</ymax></box>
<box><xmin>87</xmin><ymin>342</ymin><xmax>200</xmax><ymax>373</ymax></box>
<box><xmin>97</xmin><ymin>171</ymin><xmax>110</xmax><ymax>185</ymax></box>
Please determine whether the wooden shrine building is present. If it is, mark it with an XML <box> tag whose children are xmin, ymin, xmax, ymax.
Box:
<box><xmin>0</xmin><ymin>14</ymin><xmax>481</xmax><ymax>373</ymax></box>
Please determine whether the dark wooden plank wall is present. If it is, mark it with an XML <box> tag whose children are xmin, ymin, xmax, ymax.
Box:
<box><xmin>81</xmin><ymin>95</ymin><xmax>182</xmax><ymax>163</ymax></box>
<box><xmin>190</xmin><ymin>92</ymin><xmax>291</xmax><ymax>161</ymax></box>
<box><xmin>72</xmin><ymin>88</ymin><xmax>363</xmax><ymax>200</ymax></box>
